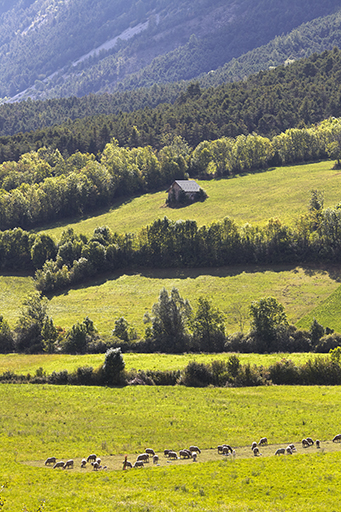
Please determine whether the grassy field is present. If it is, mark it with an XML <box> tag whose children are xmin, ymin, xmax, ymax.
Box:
<box><xmin>38</xmin><ymin>160</ymin><xmax>341</xmax><ymax>239</ymax></box>
<box><xmin>0</xmin><ymin>352</ymin><xmax>319</xmax><ymax>375</ymax></box>
<box><xmin>2</xmin><ymin>384</ymin><xmax>341</xmax><ymax>511</ymax></box>
<box><xmin>1</xmin><ymin>264</ymin><xmax>340</xmax><ymax>335</ymax></box>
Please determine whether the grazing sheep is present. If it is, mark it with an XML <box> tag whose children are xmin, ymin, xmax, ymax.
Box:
<box><xmin>153</xmin><ymin>454</ymin><xmax>159</xmax><ymax>464</ymax></box>
<box><xmin>222</xmin><ymin>446</ymin><xmax>231</xmax><ymax>455</ymax></box>
<box><xmin>145</xmin><ymin>448</ymin><xmax>155</xmax><ymax>456</ymax></box>
<box><xmin>137</xmin><ymin>453</ymin><xmax>149</xmax><ymax>463</ymax></box>
<box><xmin>45</xmin><ymin>457</ymin><xmax>56</xmax><ymax>466</ymax></box>
<box><xmin>302</xmin><ymin>438</ymin><xmax>310</xmax><ymax>448</ymax></box>
<box><xmin>92</xmin><ymin>461</ymin><xmax>101</xmax><ymax>471</ymax></box>
<box><xmin>192</xmin><ymin>452</ymin><xmax>197</xmax><ymax>462</ymax></box>
<box><xmin>217</xmin><ymin>445</ymin><xmax>224</xmax><ymax>453</ymax></box>
<box><xmin>189</xmin><ymin>445</ymin><xmax>201</xmax><ymax>454</ymax></box>
<box><xmin>316</xmin><ymin>439</ymin><xmax>320</xmax><ymax>448</ymax></box>
<box><xmin>275</xmin><ymin>448</ymin><xmax>285</xmax><ymax>455</ymax></box>
<box><xmin>288</xmin><ymin>443</ymin><xmax>296</xmax><ymax>451</ymax></box>
<box><xmin>81</xmin><ymin>458</ymin><xmax>87</xmax><ymax>468</ymax></box>
<box><xmin>286</xmin><ymin>447</ymin><xmax>293</xmax><ymax>454</ymax></box>
<box><xmin>53</xmin><ymin>461</ymin><xmax>65</xmax><ymax>469</ymax></box>
<box><xmin>164</xmin><ymin>449</ymin><xmax>171</xmax><ymax>457</ymax></box>
<box><xmin>63</xmin><ymin>459</ymin><xmax>74</xmax><ymax>469</ymax></box>
<box><xmin>333</xmin><ymin>434</ymin><xmax>341</xmax><ymax>442</ymax></box>
<box><xmin>179</xmin><ymin>449</ymin><xmax>191</xmax><ymax>459</ymax></box>
<box><xmin>259</xmin><ymin>437</ymin><xmax>268</xmax><ymax>445</ymax></box>
<box><xmin>253</xmin><ymin>447</ymin><xmax>260</xmax><ymax>456</ymax></box>
<box><xmin>251</xmin><ymin>442</ymin><xmax>258</xmax><ymax>451</ymax></box>
<box><xmin>96</xmin><ymin>457</ymin><xmax>101</xmax><ymax>465</ymax></box>
<box><xmin>223</xmin><ymin>444</ymin><xmax>233</xmax><ymax>454</ymax></box>
<box><xmin>122</xmin><ymin>455</ymin><xmax>132</xmax><ymax>469</ymax></box>
<box><xmin>168</xmin><ymin>450</ymin><xmax>178</xmax><ymax>460</ymax></box>
<box><xmin>133</xmin><ymin>461</ymin><xmax>144</xmax><ymax>468</ymax></box>
<box><xmin>87</xmin><ymin>454</ymin><xmax>97</xmax><ymax>463</ymax></box>
<box><xmin>306</xmin><ymin>437</ymin><xmax>314</xmax><ymax>446</ymax></box>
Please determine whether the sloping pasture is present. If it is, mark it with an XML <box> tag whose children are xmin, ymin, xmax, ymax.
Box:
<box><xmin>1</xmin><ymin>264</ymin><xmax>340</xmax><ymax>335</ymax></box>
<box><xmin>40</xmin><ymin>160</ymin><xmax>340</xmax><ymax>239</ymax></box>
<box><xmin>1</xmin><ymin>384</ymin><xmax>341</xmax><ymax>511</ymax></box>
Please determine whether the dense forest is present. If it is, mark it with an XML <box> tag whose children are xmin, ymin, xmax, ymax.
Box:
<box><xmin>0</xmin><ymin>0</ymin><xmax>339</xmax><ymax>101</ymax></box>
<box><xmin>0</xmin><ymin>48</ymin><xmax>340</xmax><ymax>163</ymax></box>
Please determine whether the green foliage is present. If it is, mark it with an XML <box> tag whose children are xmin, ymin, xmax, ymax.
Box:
<box><xmin>250</xmin><ymin>297</ymin><xmax>288</xmax><ymax>353</ymax></box>
<box><xmin>144</xmin><ymin>287</ymin><xmax>192</xmax><ymax>352</ymax></box>
<box><xmin>102</xmin><ymin>347</ymin><xmax>125</xmax><ymax>385</ymax></box>
<box><xmin>191</xmin><ymin>297</ymin><xmax>225</xmax><ymax>352</ymax></box>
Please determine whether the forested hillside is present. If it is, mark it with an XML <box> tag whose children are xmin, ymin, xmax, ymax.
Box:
<box><xmin>0</xmin><ymin>0</ymin><xmax>339</xmax><ymax>102</ymax></box>
<box><xmin>0</xmin><ymin>48</ymin><xmax>340</xmax><ymax>162</ymax></box>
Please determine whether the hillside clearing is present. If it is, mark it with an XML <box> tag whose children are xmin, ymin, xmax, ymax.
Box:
<box><xmin>39</xmin><ymin>160</ymin><xmax>339</xmax><ymax>239</ymax></box>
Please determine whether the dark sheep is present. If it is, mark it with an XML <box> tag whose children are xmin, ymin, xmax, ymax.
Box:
<box><xmin>137</xmin><ymin>453</ymin><xmax>149</xmax><ymax>463</ymax></box>
<box><xmin>316</xmin><ymin>439</ymin><xmax>320</xmax><ymax>448</ymax></box>
<box><xmin>63</xmin><ymin>459</ymin><xmax>74</xmax><ymax>469</ymax></box>
<box><xmin>253</xmin><ymin>447</ymin><xmax>260</xmax><ymax>456</ymax></box>
<box><xmin>145</xmin><ymin>448</ymin><xmax>155</xmax><ymax>456</ymax></box>
<box><xmin>45</xmin><ymin>457</ymin><xmax>56</xmax><ymax>466</ymax></box>
<box><xmin>179</xmin><ymin>449</ymin><xmax>191</xmax><ymax>459</ymax></box>
<box><xmin>53</xmin><ymin>461</ymin><xmax>64</xmax><ymax>469</ymax></box>
<box><xmin>87</xmin><ymin>454</ymin><xmax>97</xmax><ymax>463</ymax></box>
<box><xmin>306</xmin><ymin>437</ymin><xmax>314</xmax><ymax>446</ymax></box>
<box><xmin>302</xmin><ymin>438</ymin><xmax>310</xmax><ymax>447</ymax></box>
<box><xmin>333</xmin><ymin>434</ymin><xmax>341</xmax><ymax>442</ymax></box>
<box><xmin>189</xmin><ymin>445</ymin><xmax>201</xmax><ymax>454</ymax></box>
<box><xmin>275</xmin><ymin>448</ymin><xmax>285</xmax><ymax>455</ymax></box>
<box><xmin>168</xmin><ymin>451</ymin><xmax>178</xmax><ymax>460</ymax></box>
<box><xmin>259</xmin><ymin>437</ymin><xmax>268</xmax><ymax>445</ymax></box>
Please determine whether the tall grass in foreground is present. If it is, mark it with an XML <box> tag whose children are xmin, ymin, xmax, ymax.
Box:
<box><xmin>1</xmin><ymin>384</ymin><xmax>341</xmax><ymax>511</ymax></box>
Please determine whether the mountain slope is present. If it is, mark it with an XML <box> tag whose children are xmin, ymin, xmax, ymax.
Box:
<box><xmin>0</xmin><ymin>0</ymin><xmax>340</xmax><ymax>101</ymax></box>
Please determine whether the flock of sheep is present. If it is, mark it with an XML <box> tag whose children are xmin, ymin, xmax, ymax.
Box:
<box><xmin>44</xmin><ymin>453</ymin><xmax>107</xmax><ymax>471</ymax></box>
<box><xmin>44</xmin><ymin>434</ymin><xmax>341</xmax><ymax>471</ymax></box>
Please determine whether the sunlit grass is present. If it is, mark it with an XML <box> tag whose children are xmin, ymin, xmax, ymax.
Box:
<box><xmin>2</xmin><ymin>384</ymin><xmax>341</xmax><ymax>511</ymax></box>
<box><xmin>0</xmin><ymin>352</ymin><xmax>320</xmax><ymax>375</ymax></box>
<box><xmin>39</xmin><ymin>160</ymin><xmax>339</xmax><ymax>239</ymax></box>
<box><xmin>0</xmin><ymin>265</ymin><xmax>340</xmax><ymax>335</ymax></box>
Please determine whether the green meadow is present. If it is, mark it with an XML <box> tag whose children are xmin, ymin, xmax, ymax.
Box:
<box><xmin>0</xmin><ymin>264</ymin><xmax>340</xmax><ymax>335</ymax></box>
<box><xmin>2</xmin><ymin>384</ymin><xmax>341</xmax><ymax>511</ymax></box>
<box><xmin>0</xmin><ymin>351</ymin><xmax>316</xmax><ymax>375</ymax></box>
<box><xmin>40</xmin><ymin>160</ymin><xmax>341</xmax><ymax>239</ymax></box>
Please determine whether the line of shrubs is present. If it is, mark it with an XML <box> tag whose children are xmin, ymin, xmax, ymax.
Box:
<box><xmin>2</xmin><ymin>352</ymin><xmax>341</xmax><ymax>387</ymax></box>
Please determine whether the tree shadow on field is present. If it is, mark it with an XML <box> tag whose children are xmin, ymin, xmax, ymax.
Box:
<box><xmin>302</xmin><ymin>264</ymin><xmax>341</xmax><ymax>283</ymax></box>
<box><xmin>47</xmin><ymin>263</ymin><xmax>341</xmax><ymax>300</ymax></box>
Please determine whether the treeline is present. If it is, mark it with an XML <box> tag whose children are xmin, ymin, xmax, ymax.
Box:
<box><xmin>1</xmin><ymin>116</ymin><xmax>341</xmax><ymax>230</ymax></box>
<box><xmin>2</xmin><ymin>190</ymin><xmax>341</xmax><ymax>291</ymax></box>
<box><xmin>3</xmin><ymin>351</ymin><xmax>341</xmax><ymax>387</ymax></box>
<box><xmin>1</xmin><ymin>47</ymin><xmax>341</xmax><ymax>160</ymax></box>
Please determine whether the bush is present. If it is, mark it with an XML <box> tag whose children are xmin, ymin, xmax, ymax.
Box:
<box><xmin>181</xmin><ymin>361</ymin><xmax>213</xmax><ymax>387</ymax></box>
<box><xmin>102</xmin><ymin>347</ymin><xmax>125</xmax><ymax>385</ymax></box>
<box><xmin>268</xmin><ymin>359</ymin><xmax>301</xmax><ymax>385</ymax></box>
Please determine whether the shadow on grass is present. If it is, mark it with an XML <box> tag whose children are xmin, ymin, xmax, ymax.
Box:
<box><xmin>46</xmin><ymin>262</ymin><xmax>341</xmax><ymax>301</ymax></box>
